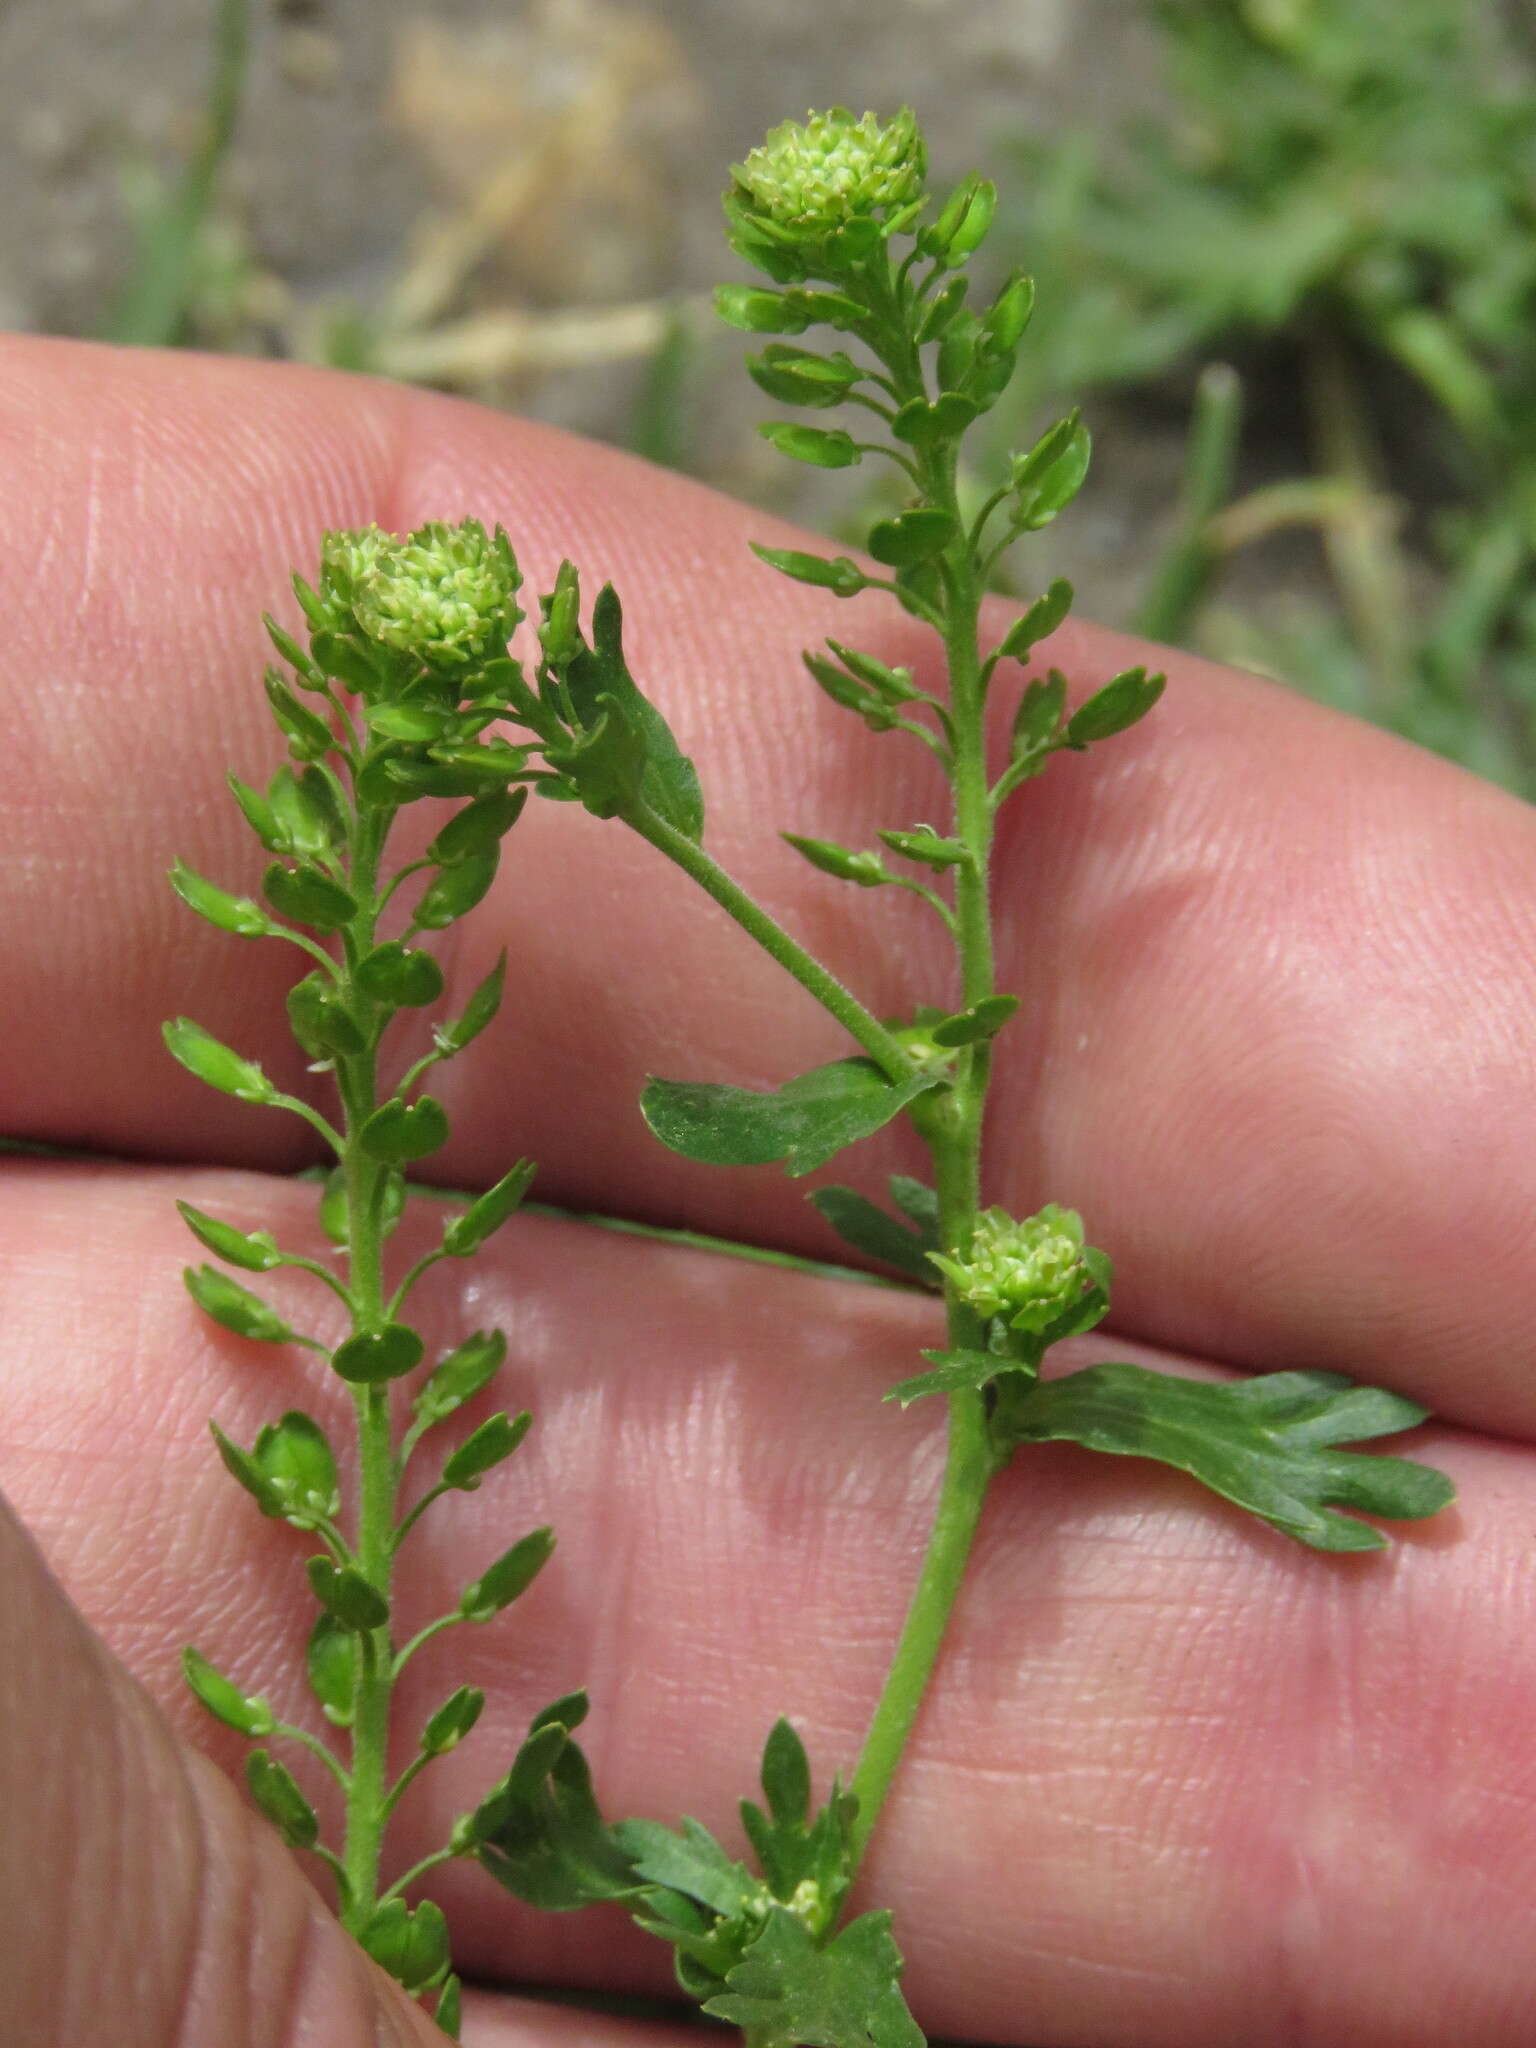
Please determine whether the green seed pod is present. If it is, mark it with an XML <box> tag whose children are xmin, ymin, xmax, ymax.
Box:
<box><xmin>331</xmin><ymin>1320</ymin><xmax>426</xmax><ymax>1385</ymax></box>
<box><xmin>246</xmin><ymin>1751</ymin><xmax>319</xmax><ymax>1849</ymax></box>
<box><xmin>460</xmin><ymin>1527</ymin><xmax>555</xmax><ymax>1622</ymax></box>
<box><xmin>441</xmin><ymin>1162</ymin><xmax>536</xmax><ymax>1259</ymax></box>
<box><xmin>182</xmin><ymin>1646</ymin><xmax>276</xmax><ymax>1737</ymax></box>
<box><xmin>356</xmin><ymin>940</ymin><xmax>445</xmax><ymax>1008</ymax></box>
<box><xmin>164</xmin><ymin>1018</ymin><xmax>275</xmax><ymax>1104</ymax></box>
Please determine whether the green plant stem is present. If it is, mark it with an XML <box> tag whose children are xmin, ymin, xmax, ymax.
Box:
<box><xmin>847</xmin><ymin>328</ymin><xmax>1002</xmax><ymax>1870</ymax></box>
<box><xmin>335</xmin><ymin>803</ymin><xmax>399</xmax><ymax>1936</ymax></box>
<box><xmin>622</xmin><ymin>804</ymin><xmax>917</xmax><ymax>1083</ymax></box>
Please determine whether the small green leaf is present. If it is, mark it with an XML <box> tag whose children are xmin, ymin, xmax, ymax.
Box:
<box><xmin>413</xmin><ymin>850</ymin><xmax>499</xmax><ymax>929</ymax></box>
<box><xmin>332</xmin><ymin>1321</ymin><xmax>425</xmax><ymax>1385</ymax></box>
<box><xmin>996</xmin><ymin>579</ymin><xmax>1073</xmax><ymax>663</ymax></box>
<box><xmin>781</xmin><ymin>834</ymin><xmax>890</xmax><ymax>888</ymax></box>
<box><xmin>889</xmin><ymin>1174</ymin><xmax>939</xmax><ymax>1235</ymax></box>
<box><xmin>617</xmin><ymin>1815</ymin><xmax>760</xmax><ymax>1921</ymax></box>
<box><xmin>442</xmin><ymin>1162</ymin><xmax>537</xmax><ymax>1258</ymax></box>
<box><xmin>930</xmin><ymin>993</ymin><xmax>1019</xmax><ymax>1047</ymax></box>
<box><xmin>758</xmin><ymin>422</ymin><xmax>862</xmax><ymax>469</ymax></box>
<box><xmin>716</xmin><ymin>284</ymin><xmax>812</xmax><ymax>335</ymax></box>
<box><xmin>253</xmin><ymin>1410</ymin><xmax>339</xmax><ymax>1524</ymax></box>
<box><xmin>185</xmin><ymin>1265</ymin><xmax>294</xmax><ymax>1343</ymax></box>
<box><xmin>1006</xmin><ymin>1365</ymin><xmax>1456</xmax><ymax>1551</ymax></box>
<box><xmin>1012</xmin><ymin>413</ymin><xmax>1092</xmax><ymax>530</ymax></box>
<box><xmin>164</xmin><ymin>1018</ymin><xmax>276</xmax><ymax>1104</ymax></box>
<box><xmin>1065</xmin><ymin>667</ymin><xmax>1167</xmax><ymax>747</ymax></box>
<box><xmin>359</xmin><ymin>1898</ymin><xmax>450</xmax><ymax>1995</ymax></box>
<box><xmin>641</xmin><ymin>1057</ymin><xmax>940</xmax><ymax>1179</ymax></box>
<box><xmin>307</xmin><ymin>1612</ymin><xmax>356</xmax><ymax>1727</ymax></box>
<box><xmin>414</xmin><ymin>1328</ymin><xmax>508</xmax><ymax>1422</ymax></box>
<box><xmin>246</xmin><ymin>1750</ymin><xmax>319</xmax><ymax>1850</ymax></box>
<box><xmin>169</xmin><ymin>860</ymin><xmax>273</xmax><ymax>939</ymax></box>
<box><xmin>760</xmin><ymin>1718</ymin><xmax>811</xmax><ymax>1831</ymax></box>
<box><xmin>703</xmin><ymin>1906</ymin><xmax>924</xmax><ymax>2048</ymax></box>
<box><xmin>460</xmin><ymin>1527</ymin><xmax>555</xmax><ymax>1622</ymax></box>
<box><xmin>749</xmin><ymin>545</ymin><xmax>869</xmax><ymax>597</ymax></box>
<box><xmin>182</xmin><ymin>1646</ymin><xmax>275</xmax><ymax>1737</ymax></box>
<box><xmin>867</xmin><ymin>508</ymin><xmax>956</xmax><ymax>567</ymax></box>
<box><xmin>441</xmin><ymin>1410</ymin><xmax>532</xmax><ymax>1490</ymax></box>
<box><xmin>809</xmin><ymin>1187</ymin><xmax>939</xmax><ymax>1285</ymax></box>
<box><xmin>427</xmin><ymin>789</ymin><xmax>527</xmax><ymax>865</ymax></box>
<box><xmin>287</xmin><ymin>974</ymin><xmax>366</xmax><ymax>1060</ymax></box>
<box><xmin>472</xmin><ymin>1697</ymin><xmax>642</xmax><ymax>1909</ymax></box>
<box><xmin>356</xmin><ymin>941</ymin><xmax>444</xmax><ymax>1008</ymax></box>
<box><xmin>263</xmin><ymin>861</ymin><xmax>357</xmax><ymax>933</ymax></box>
<box><xmin>886</xmin><ymin>1345</ymin><xmax>1025</xmax><ymax>1408</ymax></box>
<box><xmin>176</xmin><ymin>1202</ymin><xmax>282</xmax><ymax>1273</ymax></box>
<box><xmin>438</xmin><ymin>952</ymin><xmax>506</xmax><ymax>1052</ymax></box>
<box><xmin>359</xmin><ymin>1095</ymin><xmax>449</xmax><ymax>1164</ymax></box>
<box><xmin>421</xmin><ymin>1684</ymin><xmax>485</xmax><ymax>1757</ymax></box>
<box><xmin>307</xmin><ymin>1555</ymin><xmax>390</xmax><ymax>1631</ymax></box>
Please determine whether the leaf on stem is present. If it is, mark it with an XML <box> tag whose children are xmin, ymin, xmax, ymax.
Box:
<box><xmin>641</xmin><ymin>1057</ymin><xmax>941</xmax><ymax>1178</ymax></box>
<box><xmin>471</xmin><ymin>1694</ymin><xmax>644</xmax><ymax>1909</ymax></box>
<box><xmin>1003</xmin><ymin>1364</ymin><xmax>1456</xmax><ymax>1551</ymax></box>
<box><xmin>703</xmin><ymin>1906</ymin><xmax>924</xmax><ymax>2048</ymax></box>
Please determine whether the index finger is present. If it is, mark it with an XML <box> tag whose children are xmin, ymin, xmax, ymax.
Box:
<box><xmin>2</xmin><ymin>336</ymin><xmax>1532</xmax><ymax>1434</ymax></box>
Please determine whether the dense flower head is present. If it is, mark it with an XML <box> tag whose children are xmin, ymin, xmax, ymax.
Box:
<box><xmin>929</xmin><ymin>1203</ymin><xmax>1089</xmax><ymax>1330</ymax></box>
<box><xmin>322</xmin><ymin>519</ymin><xmax>522</xmax><ymax>667</ymax></box>
<box><xmin>733</xmin><ymin>107</ymin><xmax>926</xmax><ymax>230</ymax></box>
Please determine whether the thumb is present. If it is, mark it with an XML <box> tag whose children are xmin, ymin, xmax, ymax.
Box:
<box><xmin>0</xmin><ymin>1488</ymin><xmax>444</xmax><ymax>2048</ymax></box>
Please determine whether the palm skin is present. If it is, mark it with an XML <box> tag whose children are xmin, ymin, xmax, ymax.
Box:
<box><xmin>1</xmin><ymin>334</ymin><xmax>1533</xmax><ymax>2048</ymax></box>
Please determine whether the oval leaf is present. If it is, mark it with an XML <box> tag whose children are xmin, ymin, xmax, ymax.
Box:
<box><xmin>641</xmin><ymin>1056</ymin><xmax>941</xmax><ymax>1179</ymax></box>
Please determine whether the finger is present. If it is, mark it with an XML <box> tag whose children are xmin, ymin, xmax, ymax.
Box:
<box><xmin>0</xmin><ymin>1477</ymin><xmax>459</xmax><ymax>2046</ymax></box>
<box><xmin>2</xmin><ymin>338</ymin><xmax>1532</xmax><ymax>1431</ymax></box>
<box><xmin>2</xmin><ymin>1156</ymin><xmax>1528</xmax><ymax>2048</ymax></box>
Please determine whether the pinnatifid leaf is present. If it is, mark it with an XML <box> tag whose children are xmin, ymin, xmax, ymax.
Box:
<box><xmin>703</xmin><ymin>1906</ymin><xmax>924</xmax><ymax>2048</ymax></box>
<box><xmin>1005</xmin><ymin>1364</ymin><xmax>1455</xmax><ymax>1551</ymax></box>
<box><xmin>641</xmin><ymin>1057</ymin><xmax>941</xmax><ymax>1179</ymax></box>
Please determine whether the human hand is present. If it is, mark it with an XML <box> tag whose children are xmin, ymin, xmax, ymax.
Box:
<box><xmin>0</xmin><ymin>335</ymin><xmax>1532</xmax><ymax>2048</ymax></box>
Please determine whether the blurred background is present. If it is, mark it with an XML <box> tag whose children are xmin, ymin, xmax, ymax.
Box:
<box><xmin>5</xmin><ymin>0</ymin><xmax>1536</xmax><ymax>794</ymax></box>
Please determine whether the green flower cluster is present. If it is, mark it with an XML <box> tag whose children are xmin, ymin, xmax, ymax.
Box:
<box><xmin>928</xmin><ymin>1204</ymin><xmax>1091</xmax><ymax>1331</ymax></box>
<box><xmin>318</xmin><ymin>519</ymin><xmax>523</xmax><ymax>668</ymax></box>
<box><xmin>731</xmin><ymin>107</ymin><xmax>926</xmax><ymax>230</ymax></box>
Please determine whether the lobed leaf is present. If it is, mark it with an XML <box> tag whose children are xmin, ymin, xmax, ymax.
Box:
<box><xmin>809</xmin><ymin>1186</ymin><xmax>939</xmax><ymax>1285</ymax></box>
<box><xmin>1005</xmin><ymin>1364</ymin><xmax>1456</xmax><ymax>1551</ymax></box>
<box><xmin>703</xmin><ymin>1906</ymin><xmax>924</xmax><ymax>2048</ymax></box>
<box><xmin>472</xmin><ymin>1696</ymin><xmax>643</xmax><ymax>1910</ymax></box>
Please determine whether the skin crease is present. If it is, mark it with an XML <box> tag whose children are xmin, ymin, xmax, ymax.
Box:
<box><xmin>0</xmin><ymin>332</ymin><xmax>1535</xmax><ymax>2047</ymax></box>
